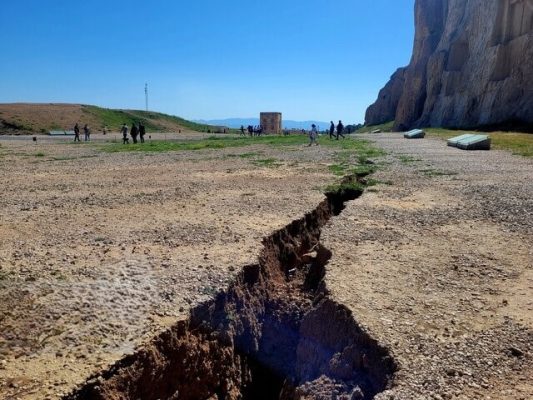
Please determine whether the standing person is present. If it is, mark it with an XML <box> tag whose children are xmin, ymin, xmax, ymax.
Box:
<box><xmin>83</xmin><ymin>124</ymin><xmax>91</xmax><ymax>141</ymax></box>
<box><xmin>329</xmin><ymin>121</ymin><xmax>335</xmax><ymax>139</ymax></box>
<box><xmin>130</xmin><ymin>123</ymin><xmax>138</xmax><ymax>144</ymax></box>
<box><xmin>336</xmin><ymin>120</ymin><xmax>345</xmax><ymax>140</ymax></box>
<box><xmin>74</xmin><ymin>123</ymin><xmax>81</xmax><ymax>142</ymax></box>
<box><xmin>308</xmin><ymin>124</ymin><xmax>319</xmax><ymax>146</ymax></box>
<box><xmin>138</xmin><ymin>122</ymin><xmax>146</xmax><ymax>143</ymax></box>
<box><xmin>121</xmin><ymin>123</ymin><xmax>129</xmax><ymax>144</ymax></box>
<box><xmin>240</xmin><ymin>125</ymin><xmax>245</xmax><ymax>136</ymax></box>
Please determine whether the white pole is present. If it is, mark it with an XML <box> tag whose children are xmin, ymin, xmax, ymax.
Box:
<box><xmin>145</xmin><ymin>83</ymin><xmax>148</xmax><ymax>112</ymax></box>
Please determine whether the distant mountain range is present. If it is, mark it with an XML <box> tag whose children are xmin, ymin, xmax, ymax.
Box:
<box><xmin>194</xmin><ymin>118</ymin><xmax>331</xmax><ymax>130</ymax></box>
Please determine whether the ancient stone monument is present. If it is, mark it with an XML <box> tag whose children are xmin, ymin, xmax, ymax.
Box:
<box><xmin>260</xmin><ymin>112</ymin><xmax>282</xmax><ymax>134</ymax></box>
<box><xmin>365</xmin><ymin>0</ymin><xmax>533</xmax><ymax>131</ymax></box>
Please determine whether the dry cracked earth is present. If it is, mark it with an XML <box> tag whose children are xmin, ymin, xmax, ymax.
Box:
<box><xmin>0</xmin><ymin>132</ymin><xmax>531</xmax><ymax>399</ymax></box>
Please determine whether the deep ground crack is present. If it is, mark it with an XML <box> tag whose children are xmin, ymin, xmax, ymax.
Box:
<box><xmin>66</xmin><ymin>174</ymin><xmax>397</xmax><ymax>400</ymax></box>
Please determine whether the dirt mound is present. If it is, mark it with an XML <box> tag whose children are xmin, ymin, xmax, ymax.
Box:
<box><xmin>0</xmin><ymin>103</ymin><xmax>212</xmax><ymax>135</ymax></box>
<box><xmin>0</xmin><ymin>103</ymin><xmax>86</xmax><ymax>134</ymax></box>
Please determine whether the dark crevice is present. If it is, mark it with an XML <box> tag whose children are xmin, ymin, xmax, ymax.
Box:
<box><xmin>65</xmin><ymin>174</ymin><xmax>397</xmax><ymax>400</ymax></box>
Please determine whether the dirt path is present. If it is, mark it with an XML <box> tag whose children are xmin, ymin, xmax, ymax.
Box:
<box><xmin>323</xmin><ymin>133</ymin><xmax>532</xmax><ymax>399</ymax></box>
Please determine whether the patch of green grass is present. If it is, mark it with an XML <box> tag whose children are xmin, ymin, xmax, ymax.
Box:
<box><xmin>325</xmin><ymin>138</ymin><xmax>383</xmax><ymax>178</ymax></box>
<box><xmin>239</xmin><ymin>152</ymin><xmax>261</xmax><ymax>158</ymax></box>
<box><xmin>324</xmin><ymin>180</ymin><xmax>365</xmax><ymax>194</ymax></box>
<box><xmin>252</xmin><ymin>158</ymin><xmax>282</xmax><ymax>168</ymax></box>
<box><xmin>491</xmin><ymin>133</ymin><xmax>533</xmax><ymax>157</ymax></box>
<box><xmin>350</xmin><ymin>164</ymin><xmax>377</xmax><ymax>175</ymax></box>
<box><xmin>398</xmin><ymin>155</ymin><xmax>423</xmax><ymax>164</ymax></box>
<box><xmin>100</xmin><ymin>134</ymin><xmax>386</xmax><ymax>158</ymax></box>
<box><xmin>226</xmin><ymin>152</ymin><xmax>262</xmax><ymax>159</ymax></box>
<box><xmin>49</xmin><ymin>156</ymin><xmax>78</xmax><ymax>161</ymax></box>
<box><xmin>328</xmin><ymin>163</ymin><xmax>347</xmax><ymax>176</ymax></box>
<box><xmin>425</xmin><ymin>128</ymin><xmax>533</xmax><ymax>157</ymax></box>
<box><xmin>102</xmin><ymin>139</ymin><xmax>228</xmax><ymax>153</ymax></box>
<box><xmin>34</xmin><ymin>152</ymin><xmax>46</xmax><ymax>157</ymax></box>
<box><xmin>322</xmin><ymin>137</ymin><xmax>386</xmax><ymax>155</ymax></box>
<box><xmin>101</xmin><ymin>135</ymin><xmax>309</xmax><ymax>153</ymax></box>
<box><xmin>323</xmin><ymin>138</ymin><xmax>385</xmax><ymax>194</ymax></box>
<box><xmin>420</xmin><ymin>168</ymin><xmax>458</xmax><ymax>177</ymax></box>
<box><xmin>356</xmin><ymin>121</ymin><xmax>395</xmax><ymax>133</ymax></box>
<box><xmin>323</xmin><ymin>138</ymin><xmax>387</xmax><ymax>194</ymax></box>
<box><xmin>82</xmin><ymin>105</ymin><xmax>221</xmax><ymax>133</ymax></box>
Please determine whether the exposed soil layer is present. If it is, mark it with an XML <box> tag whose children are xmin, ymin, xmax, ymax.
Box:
<box><xmin>66</xmin><ymin>178</ymin><xmax>396</xmax><ymax>400</ymax></box>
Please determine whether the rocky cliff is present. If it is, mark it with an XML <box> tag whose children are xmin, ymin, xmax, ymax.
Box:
<box><xmin>365</xmin><ymin>0</ymin><xmax>533</xmax><ymax>131</ymax></box>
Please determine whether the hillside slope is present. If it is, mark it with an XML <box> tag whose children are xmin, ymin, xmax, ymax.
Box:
<box><xmin>0</xmin><ymin>103</ymin><xmax>216</xmax><ymax>134</ymax></box>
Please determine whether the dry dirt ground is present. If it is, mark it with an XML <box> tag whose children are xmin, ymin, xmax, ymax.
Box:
<box><xmin>0</xmin><ymin>133</ymin><xmax>338</xmax><ymax>399</ymax></box>
<box><xmin>323</xmin><ymin>134</ymin><xmax>532</xmax><ymax>400</ymax></box>
<box><xmin>0</xmin><ymin>132</ymin><xmax>531</xmax><ymax>399</ymax></box>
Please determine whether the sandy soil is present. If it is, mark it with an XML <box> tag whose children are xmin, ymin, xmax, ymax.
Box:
<box><xmin>0</xmin><ymin>132</ymin><xmax>531</xmax><ymax>399</ymax></box>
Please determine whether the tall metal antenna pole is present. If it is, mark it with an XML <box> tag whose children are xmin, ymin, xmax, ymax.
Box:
<box><xmin>145</xmin><ymin>83</ymin><xmax>148</xmax><ymax>112</ymax></box>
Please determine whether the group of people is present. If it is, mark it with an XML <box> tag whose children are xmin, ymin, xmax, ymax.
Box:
<box><xmin>73</xmin><ymin>123</ymin><xmax>91</xmax><ymax>142</ymax></box>
<box><xmin>329</xmin><ymin>120</ymin><xmax>345</xmax><ymax>140</ymax></box>
<box><xmin>308</xmin><ymin>120</ymin><xmax>346</xmax><ymax>146</ymax></box>
<box><xmin>121</xmin><ymin>122</ymin><xmax>146</xmax><ymax>144</ymax></box>
<box><xmin>240</xmin><ymin>125</ymin><xmax>264</xmax><ymax>137</ymax></box>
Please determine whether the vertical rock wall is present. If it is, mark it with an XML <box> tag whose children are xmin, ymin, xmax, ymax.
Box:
<box><xmin>365</xmin><ymin>0</ymin><xmax>533</xmax><ymax>131</ymax></box>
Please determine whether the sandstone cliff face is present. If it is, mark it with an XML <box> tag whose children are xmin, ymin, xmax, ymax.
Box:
<box><xmin>365</xmin><ymin>0</ymin><xmax>533</xmax><ymax>131</ymax></box>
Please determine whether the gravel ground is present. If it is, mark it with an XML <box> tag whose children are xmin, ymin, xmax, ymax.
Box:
<box><xmin>323</xmin><ymin>133</ymin><xmax>532</xmax><ymax>400</ymax></box>
<box><xmin>1</xmin><ymin>132</ymin><xmax>531</xmax><ymax>399</ymax></box>
<box><xmin>0</xmin><ymin>134</ymin><xmax>339</xmax><ymax>399</ymax></box>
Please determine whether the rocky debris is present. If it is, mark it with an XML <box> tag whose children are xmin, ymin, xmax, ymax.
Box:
<box><xmin>366</xmin><ymin>0</ymin><xmax>533</xmax><ymax>131</ymax></box>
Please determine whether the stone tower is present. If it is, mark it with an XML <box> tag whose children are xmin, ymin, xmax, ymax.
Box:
<box><xmin>260</xmin><ymin>112</ymin><xmax>282</xmax><ymax>134</ymax></box>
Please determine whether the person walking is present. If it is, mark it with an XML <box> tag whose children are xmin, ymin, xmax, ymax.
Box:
<box><xmin>336</xmin><ymin>120</ymin><xmax>345</xmax><ymax>140</ymax></box>
<box><xmin>308</xmin><ymin>124</ymin><xmax>319</xmax><ymax>146</ymax></box>
<box><xmin>83</xmin><ymin>124</ymin><xmax>91</xmax><ymax>141</ymax></box>
<box><xmin>130</xmin><ymin>123</ymin><xmax>138</xmax><ymax>144</ymax></box>
<box><xmin>74</xmin><ymin>123</ymin><xmax>81</xmax><ymax>142</ymax></box>
<box><xmin>240</xmin><ymin>125</ymin><xmax>245</xmax><ymax>136</ymax></box>
<box><xmin>121</xmin><ymin>123</ymin><xmax>129</xmax><ymax>144</ymax></box>
<box><xmin>138</xmin><ymin>122</ymin><xmax>146</xmax><ymax>143</ymax></box>
<box><xmin>329</xmin><ymin>121</ymin><xmax>335</xmax><ymax>139</ymax></box>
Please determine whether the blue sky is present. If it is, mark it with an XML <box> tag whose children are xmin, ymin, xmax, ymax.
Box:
<box><xmin>0</xmin><ymin>0</ymin><xmax>415</xmax><ymax>124</ymax></box>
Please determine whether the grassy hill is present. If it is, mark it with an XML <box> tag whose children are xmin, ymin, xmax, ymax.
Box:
<box><xmin>0</xmin><ymin>103</ymin><xmax>218</xmax><ymax>134</ymax></box>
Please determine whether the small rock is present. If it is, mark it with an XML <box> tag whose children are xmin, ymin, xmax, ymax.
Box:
<box><xmin>509</xmin><ymin>346</ymin><xmax>524</xmax><ymax>358</ymax></box>
<box><xmin>350</xmin><ymin>386</ymin><xmax>364</xmax><ymax>400</ymax></box>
